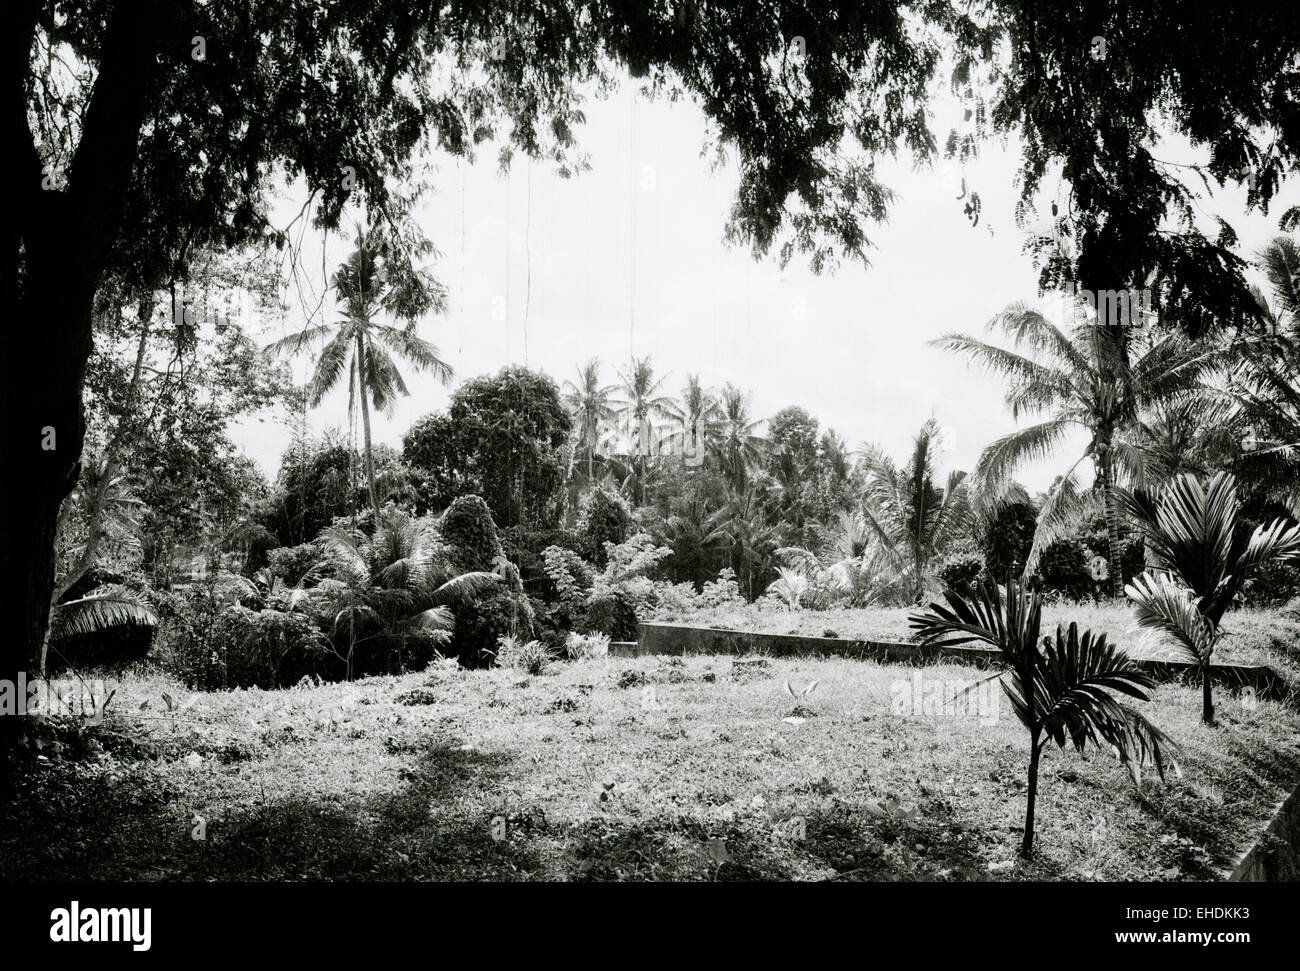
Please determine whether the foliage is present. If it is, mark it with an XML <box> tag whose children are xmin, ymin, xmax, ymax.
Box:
<box><xmin>860</xmin><ymin>419</ymin><xmax>970</xmax><ymax>604</ymax></box>
<box><xmin>493</xmin><ymin>635</ymin><xmax>553</xmax><ymax>676</ymax></box>
<box><xmin>406</xmin><ymin>367</ymin><xmax>572</xmax><ymax>529</ymax></box>
<box><xmin>1119</xmin><ymin>472</ymin><xmax>1300</xmax><ymax>722</ymax></box>
<box><xmin>452</xmin><ymin>587</ymin><xmax>535</xmax><ymax>669</ymax></box>
<box><xmin>564</xmin><ymin>631</ymin><xmax>610</xmax><ymax>661</ymax></box>
<box><xmin>265</xmin><ymin>544</ymin><xmax>320</xmax><ymax>587</ymax></box>
<box><xmin>576</xmin><ymin>487</ymin><xmax>633</xmax><ymax>566</ymax></box>
<box><xmin>937</xmin><ymin>308</ymin><xmax>1221</xmax><ymax>594</ymax></box>
<box><xmin>264</xmin><ymin>224</ymin><xmax>451</xmax><ymax>523</ymax></box>
<box><xmin>155</xmin><ymin>580</ymin><xmax>332</xmax><ymax>690</ymax></box>
<box><xmin>310</xmin><ymin>506</ymin><xmax>501</xmax><ymax>678</ymax></box>
<box><xmin>936</xmin><ymin>551</ymin><xmax>985</xmax><ymax>599</ymax></box>
<box><xmin>437</xmin><ymin>496</ymin><xmax>505</xmax><ymax>574</ymax></box>
<box><xmin>910</xmin><ymin>579</ymin><xmax>1175</xmax><ymax>856</ymax></box>
<box><xmin>562</xmin><ymin>359</ymin><xmax>620</xmax><ymax>484</ymax></box>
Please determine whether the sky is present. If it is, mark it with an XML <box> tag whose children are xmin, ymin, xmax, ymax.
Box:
<box><xmin>230</xmin><ymin>77</ymin><xmax>1289</xmax><ymax>496</ymax></box>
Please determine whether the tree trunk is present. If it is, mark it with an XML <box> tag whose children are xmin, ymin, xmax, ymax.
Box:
<box><xmin>3</xmin><ymin>2</ymin><xmax>170</xmax><ymax>798</ymax></box>
<box><xmin>1021</xmin><ymin>734</ymin><xmax>1042</xmax><ymax>858</ymax></box>
<box><xmin>357</xmin><ymin>336</ymin><xmax>381</xmax><ymax>527</ymax></box>
<box><xmin>1096</xmin><ymin>452</ymin><xmax>1126</xmax><ymax>598</ymax></box>
<box><xmin>1201</xmin><ymin>663</ymin><xmax>1216</xmax><ymax>725</ymax></box>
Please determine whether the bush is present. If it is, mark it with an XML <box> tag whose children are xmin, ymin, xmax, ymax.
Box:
<box><xmin>1034</xmin><ymin>539</ymin><xmax>1092</xmax><ymax>600</ymax></box>
<box><xmin>582</xmin><ymin>591</ymin><xmax>641</xmax><ymax>640</ymax></box>
<box><xmin>155</xmin><ymin>586</ymin><xmax>332</xmax><ymax>689</ymax></box>
<box><xmin>938</xmin><ymin>551</ymin><xmax>985</xmax><ymax>597</ymax></box>
<box><xmin>448</xmin><ymin>585</ymin><xmax>533</xmax><ymax>668</ymax></box>
<box><xmin>500</xmin><ymin>525</ymin><xmax>582</xmax><ymax>595</ymax></box>
<box><xmin>1242</xmin><ymin>559</ymin><xmax>1300</xmax><ymax>606</ymax></box>
<box><xmin>564</xmin><ymin>631</ymin><xmax>610</xmax><ymax>660</ymax></box>
<box><xmin>493</xmin><ymin>635</ymin><xmax>553</xmax><ymax>675</ymax></box>
<box><xmin>438</xmin><ymin>495</ymin><xmax>504</xmax><ymax>573</ymax></box>
<box><xmin>577</xmin><ymin>487</ymin><xmax>633</xmax><ymax>565</ymax></box>
<box><xmin>265</xmin><ymin>543</ymin><xmax>318</xmax><ymax>586</ymax></box>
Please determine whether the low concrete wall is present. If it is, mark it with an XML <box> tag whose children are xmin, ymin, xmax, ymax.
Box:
<box><xmin>634</xmin><ymin>622</ymin><xmax>1287</xmax><ymax>697</ymax></box>
<box><xmin>1229</xmin><ymin>779</ymin><xmax>1300</xmax><ymax>881</ymax></box>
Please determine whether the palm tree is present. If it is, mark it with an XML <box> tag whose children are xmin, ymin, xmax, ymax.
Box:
<box><xmin>859</xmin><ymin>419</ymin><xmax>970</xmax><ymax>604</ymax></box>
<box><xmin>717</xmin><ymin>490</ymin><xmax>781</xmax><ymax>599</ymax></box>
<box><xmin>1118</xmin><ymin>472</ymin><xmax>1300</xmax><ymax>724</ymax></box>
<box><xmin>910</xmin><ymin>579</ymin><xmax>1176</xmax><ymax>857</ymax></box>
<box><xmin>1222</xmin><ymin>236</ymin><xmax>1300</xmax><ymax>515</ymax></box>
<box><xmin>935</xmin><ymin>302</ymin><xmax>1217</xmax><ymax>594</ymax></box>
<box><xmin>714</xmin><ymin>383</ymin><xmax>765</xmax><ymax>492</ymax></box>
<box><xmin>266</xmin><ymin>225</ymin><xmax>451</xmax><ymax>525</ymax></box>
<box><xmin>312</xmin><ymin>505</ymin><xmax>499</xmax><ymax>678</ymax></box>
<box><xmin>615</xmin><ymin>356</ymin><xmax>677</xmax><ymax>503</ymax></box>
<box><xmin>562</xmin><ymin>359</ymin><xmax>619</xmax><ymax>482</ymax></box>
<box><xmin>662</xmin><ymin>492</ymin><xmax>728</xmax><ymax>586</ymax></box>
<box><xmin>664</xmin><ymin>374</ymin><xmax>721</xmax><ymax>465</ymax></box>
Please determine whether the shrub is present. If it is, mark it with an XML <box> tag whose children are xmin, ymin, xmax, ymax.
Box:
<box><xmin>155</xmin><ymin>586</ymin><xmax>332</xmax><ymax>689</ymax></box>
<box><xmin>1034</xmin><ymin>538</ymin><xmax>1092</xmax><ymax>600</ymax></box>
<box><xmin>494</xmin><ymin>635</ymin><xmax>553</xmax><ymax>675</ymax></box>
<box><xmin>938</xmin><ymin>551</ymin><xmax>985</xmax><ymax>597</ymax></box>
<box><xmin>438</xmin><ymin>495</ymin><xmax>503</xmax><ymax>573</ymax></box>
<box><xmin>700</xmin><ymin>568</ymin><xmax>745</xmax><ymax>607</ymax></box>
<box><xmin>449</xmin><ymin>585</ymin><xmax>533</xmax><ymax>668</ymax></box>
<box><xmin>577</xmin><ymin>487</ymin><xmax>633</xmax><ymax>565</ymax></box>
<box><xmin>564</xmin><ymin>631</ymin><xmax>610</xmax><ymax>660</ymax></box>
<box><xmin>582</xmin><ymin>591</ymin><xmax>641</xmax><ymax>640</ymax></box>
<box><xmin>265</xmin><ymin>543</ymin><xmax>319</xmax><ymax>586</ymax></box>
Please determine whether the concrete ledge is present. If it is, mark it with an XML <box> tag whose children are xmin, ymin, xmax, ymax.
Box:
<box><xmin>634</xmin><ymin>622</ymin><xmax>1288</xmax><ymax>698</ymax></box>
<box><xmin>1229</xmin><ymin>777</ymin><xmax>1300</xmax><ymax>881</ymax></box>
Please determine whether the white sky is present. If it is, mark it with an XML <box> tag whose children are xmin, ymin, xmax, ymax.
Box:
<box><xmin>230</xmin><ymin>79</ymin><xmax>1290</xmax><ymax>496</ymax></box>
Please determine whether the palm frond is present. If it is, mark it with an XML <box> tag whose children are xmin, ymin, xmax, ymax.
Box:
<box><xmin>51</xmin><ymin>586</ymin><xmax>157</xmax><ymax>641</ymax></box>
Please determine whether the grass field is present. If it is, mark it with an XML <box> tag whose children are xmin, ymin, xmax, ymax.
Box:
<box><xmin>3</xmin><ymin>642</ymin><xmax>1297</xmax><ymax>882</ymax></box>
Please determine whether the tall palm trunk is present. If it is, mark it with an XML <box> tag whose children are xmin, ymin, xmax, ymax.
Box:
<box><xmin>1095</xmin><ymin>446</ymin><xmax>1126</xmax><ymax>597</ymax></box>
<box><xmin>356</xmin><ymin>335</ymin><xmax>381</xmax><ymax>526</ymax></box>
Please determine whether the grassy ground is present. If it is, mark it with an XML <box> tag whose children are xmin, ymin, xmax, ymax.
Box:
<box><xmin>3</xmin><ymin>648</ymin><xmax>1297</xmax><ymax>882</ymax></box>
<box><xmin>651</xmin><ymin>601</ymin><xmax>1300</xmax><ymax>684</ymax></box>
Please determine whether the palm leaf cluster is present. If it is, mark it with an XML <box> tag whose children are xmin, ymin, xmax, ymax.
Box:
<box><xmin>312</xmin><ymin>505</ymin><xmax>499</xmax><ymax>676</ymax></box>
<box><xmin>910</xmin><ymin>579</ymin><xmax>1174</xmax><ymax>856</ymax></box>
<box><xmin>859</xmin><ymin>419</ymin><xmax>969</xmax><ymax>603</ymax></box>
<box><xmin>1118</xmin><ymin>471</ymin><xmax>1300</xmax><ymax>722</ymax></box>
<box><xmin>935</xmin><ymin>302</ymin><xmax>1220</xmax><ymax>591</ymax></box>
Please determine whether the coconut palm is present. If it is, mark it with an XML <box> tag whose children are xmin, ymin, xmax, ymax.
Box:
<box><xmin>859</xmin><ymin>419</ymin><xmax>970</xmax><ymax>604</ymax></box>
<box><xmin>910</xmin><ymin>578</ymin><xmax>1176</xmax><ymax>857</ymax></box>
<box><xmin>312</xmin><ymin>505</ymin><xmax>498</xmax><ymax>678</ymax></box>
<box><xmin>935</xmin><ymin>303</ymin><xmax>1217</xmax><ymax>593</ymax></box>
<box><xmin>265</xmin><ymin>225</ymin><xmax>451</xmax><ymax>525</ymax></box>
<box><xmin>663</xmin><ymin>374</ymin><xmax>721</xmax><ymax>465</ymax></box>
<box><xmin>562</xmin><ymin>359</ymin><xmax>619</xmax><ymax>482</ymax></box>
<box><xmin>714</xmin><ymin>383</ymin><xmax>765</xmax><ymax>492</ymax></box>
<box><xmin>661</xmin><ymin>492</ymin><xmax>728</xmax><ymax>585</ymax></box>
<box><xmin>1118</xmin><ymin>472</ymin><xmax>1300</xmax><ymax>724</ymax></box>
<box><xmin>1222</xmin><ymin>236</ymin><xmax>1300</xmax><ymax>515</ymax></box>
<box><xmin>717</xmin><ymin>490</ymin><xmax>781</xmax><ymax>599</ymax></box>
<box><xmin>615</xmin><ymin>356</ymin><xmax>677</xmax><ymax>503</ymax></box>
